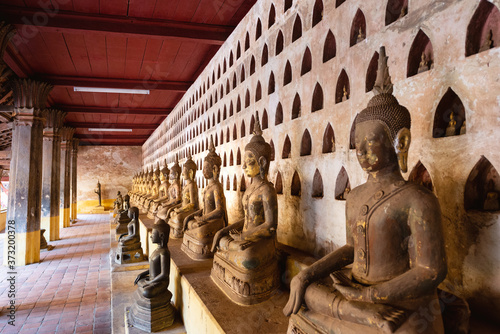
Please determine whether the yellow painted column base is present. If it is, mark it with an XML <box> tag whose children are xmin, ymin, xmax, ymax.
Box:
<box><xmin>50</xmin><ymin>215</ymin><xmax>60</xmax><ymax>241</ymax></box>
<box><xmin>61</xmin><ymin>208</ymin><xmax>71</xmax><ymax>228</ymax></box>
<box><xmin>3</xmin><ymin>230</ymin><xmax>40</xmax><ymax>266</ymax></box>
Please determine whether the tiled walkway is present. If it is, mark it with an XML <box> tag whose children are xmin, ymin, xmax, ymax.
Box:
<box><xmin>0</xmin><ymin>214</ymin><xmax>111</xmax><ymax>334</ymax></box>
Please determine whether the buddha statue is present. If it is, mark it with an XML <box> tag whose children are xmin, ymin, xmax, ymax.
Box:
<box><xmin>181</xmin><ymin>138</ymin><xmax>227</xmax><ymax>260</ymax></box>
<box><xmin>139</xmin><ymin>168</ymin><xmax>155</xmax><ymax>209</ymax></box>
<box><xmin>143</xmin><ymin>162</ymin><xmax>161</xmax><ymax>213</ymax></box>
<box><xmin>417</xmin><ymin>52</ymin><xmax>429</xmax><ymax>74</ymax></box>
<box><xmin>459</xmin><ymin>120</ymin><xmax>466</xmax><ymax>135</ymax></box>
<box><xmin>115</xmin><ymin>206</ymin><xmax>144</xmax><ymax>264</ymax></box>
<box><xmin>113</xmin><ymin>191</ymin><xmax>123</xmax><ymax>215</ymax></box>
<box><xmin>210</xmin><ymin>113</ymin><xmax>280</xmax><ymax>305</ymax></box>
<box><xmin>167</xmin><ymin>151</ymin><xmax>199</xmax><ymax>239</ymax></box>
<box><xmin>284</xmin><ymin>47</ymin><xmax>447</xmax><ymax>334</ymax></box>
<box><xmin>342</xmin><ymin>86</ymin><xmax>349</xmax><ymax>102</ymax></box>
<box><xmin>156</xmin><ymin>157</ymin><xmax>182</xmax><ymax>221</ymax></box>
<box><xmin>445</xmin><ymin>112</ymin><xmax>457</xmax><ymax>137</ymax></box>
<box><xmin>115</xmin><ymin>194</ymin><xmax>132</xmax><ymax>238</ymax></box>
<box><xmin>356</xmin><ymin>26</ymin><xmax>365</xmax><ymax>44</ymax></box>
<box><xmin>147</xmin><ymin>160</ymin><xmax>170</xmax><ymax>219</ymax></box>
<box><xmin>128</xmin><ymin>219</ymin><xmax>175</xmax><ymax>332</ymax></box>
<box><xmin>479</xmin><ymin>29</ymin><xmax>494</xmax><ymax>53</ymax></box>
<box><xmin>133</xmin><ymin>170</ymin><xmax>148</xmax><ymax>205</ymax></box>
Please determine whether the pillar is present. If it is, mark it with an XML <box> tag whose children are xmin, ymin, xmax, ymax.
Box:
<box><xmin>40</xmin><ymin>109</ymin><xmax>66</xmax><ymax>241</ymax></box>
<box><xmin>5</xmin><ymin>79</ymin><xmax>53</xmax><ymax>266</ymax></box>
<box><xmin>70</xmin><ymin>138</ymin><xmax>79</xmax><ymax>223</ymax></box>
<box><xmin>60</xmin><ymin>127</ymin><xmax>74</xmax><ymax>228</ymax></box>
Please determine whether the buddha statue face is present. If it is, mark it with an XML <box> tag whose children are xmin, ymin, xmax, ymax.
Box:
<box><xmin>203</xmin><ymin>160</ymin><xmax>215</xmax><ymax>179</ymax></box>
<box><xmin>169</xmin><ymin>170</ymin><xmax>179</xmax><ymax>183</ymax></box>
<box><xmin>355</xmin><ymin>121</ymin><xmax>397</xmax><ymax>173</ymax></box>
<box><xmin>242</xmin><ymin>151</ymin><xmax>261</xmax><ymax>178</ymax></box>
<box><xmin>182</xmin><ymin>166</ymin><xmax>195</xmax><ymax>181</ymax></box>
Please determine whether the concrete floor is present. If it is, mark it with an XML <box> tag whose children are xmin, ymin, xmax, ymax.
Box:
<box><xmin>0</xmin><ymin>214</ymin><xmax>111</xmax><ymax>334</ymax></box>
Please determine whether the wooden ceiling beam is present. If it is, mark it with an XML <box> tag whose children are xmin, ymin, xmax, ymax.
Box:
<box><xmin>1</xmin><ymin>5</ymin><xmax>233</xmax><ymax>45</ymax></box>
<box><xmin>74</xmin><ymin>134</ymin><xmax>150</xmax><ymax>140</ymax></box>
<box><xmin>58</xmin><ymin>105</ymin><xmax>171</xmax><ymax>115</ymax></box>
<box><xmin>67</xmin><ymin>122</ymin><xmax>159</xmax><ymax>130</ymax></box>
<box><xmin>41</xmin><ymin>75</ymin><xmax>192</xmax><ymax>93</ymax></box>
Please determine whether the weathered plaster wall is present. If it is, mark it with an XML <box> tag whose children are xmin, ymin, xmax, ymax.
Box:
<box><xmin>77</xmin><ymin>146</ymin><xmax>141</xmax><ymax>212</ymax></box>
<box><xmin>141</xmin><ymin>0</ymin><xmax>500</xmax><ymax>322</ymax></box>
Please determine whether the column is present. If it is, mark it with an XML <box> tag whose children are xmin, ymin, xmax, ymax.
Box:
<box><xmin>59</xmin><ymin>127</ymin><xmax>74</xmax><ymax>228</ymax></box>
<box><xmin>6</xmin><ymin>79</ymin><xmax>53</xmax><ymax>266</ymax></box>
<box><xmin>41</xmin><ymin>109</ymin><xmax>66</xmax><ymax>241</ymax></box>
<box><xmin>70</xmin><ymin>138</ymin><xmax>79</xmax><ymax>223</ymax></box>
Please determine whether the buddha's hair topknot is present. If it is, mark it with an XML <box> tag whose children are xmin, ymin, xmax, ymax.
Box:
<box><xmin>354</xmin><ymin>93</ymin><xmax>411</xmax><ymax>142</ymax></box>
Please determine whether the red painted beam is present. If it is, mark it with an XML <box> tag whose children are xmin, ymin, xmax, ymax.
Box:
<box><xmin>67</xmin><ymin>122</ymin><xmax>159</xmax><ymax>129</ymax></box>
<box><xmin>79</xmin><ymin>142</ymin><xmax>145</xmax><ymax>146</ymax></box>
<box><xmin>41</xmin><ymin>75</ymin><xmax>192</xmax><ymax>93</ymax></box>
<box><xmin>58</xmin><ymin>105</ymin><xmax>172</xmax><ymax>115</ymax></box>
<box><xmin>1</xmin><ymin>5</ymin><xmax>233</xmax><ymax>45</ymax></box>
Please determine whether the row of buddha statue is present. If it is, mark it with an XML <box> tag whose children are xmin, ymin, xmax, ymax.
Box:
<box><xmin>114</xmin><ymin>47</ymin><xmax>457</xmax><ymax>334</ymax></box>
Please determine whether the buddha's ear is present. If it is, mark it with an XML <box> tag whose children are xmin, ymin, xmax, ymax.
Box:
<box><xmin>258</xmin><ymin>156</ymin><xmax>268</xmax><ymax>170</ymax></box>
<box><xmin>394</xmin><ymin>128</ymin><xmax>411</xmax><ymax>173</ymax></box>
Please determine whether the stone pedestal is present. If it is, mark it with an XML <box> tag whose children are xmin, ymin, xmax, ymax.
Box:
<box><xmin>92</xmin><ymin>205</ymin><xmax>106</xmax><ymax>213</ymax></box>
<box><xmin>115</xmin><ymin>240</ymin><xmax>144</xmax><ymax>264</ymax></box>
<box><xmin>4</xmin><ymin>79</ymin><xmax>53</xmax><ymax>266</ymax></box>
<box><xmin>181</xmin><ymin>231</ymin><xmax>214</xmax><ymax>261</ymax></box>
<box><xmin>126</xmin><ymin>289</ymin><xmax>175</xmax><ymax>332</ymax></box>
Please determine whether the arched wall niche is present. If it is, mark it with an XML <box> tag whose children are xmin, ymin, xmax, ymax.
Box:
<box><xmin>275</xmin><ymin>102</ymin><xmax>283</xmax><ymax>125</ymax></box>
<box><xmin>312</xmin><ymin>0</ymin><xmax>323</xmax><ymax>28</ymax></box>
<box><xmin>408</xmin><ymin>161</ymin><xmax>434</xmax><ymax>192</ymax></box>
<box><xmin>407</xmin><ymin>29</ymin><xmax>434</xmax><ymax>77</ymax></box>
<box><xmin>312</xmin><ymin>169</ymin><xmax>324</xmax><ymax>198</ymax></box>
<box><xmin>301</xmin><ymin>47</ymin><xmax>312</xmax><ymax>75</ymax></box>
<box><xmin>323</xmin><ymin>30</ymin><xmax>336</xmax><ymax>62</ymax></box>
<box><xmin>284</xmin><ymin>61</ymin><xmax>292</xmax><ymax>85</ymax></box>
<box><xmin>350</xmin><ymin>9</ymin><xmax>366</xmax><ymax>47</ymax></box>
<box><xmin>300</xmin><ymin>129</ymin><xmax>312</xmax><ymax>156</ymax></box>
<box><xmin>282</xmin><ymin>135</ymin><xmax>291</xmax><ymax>159</ymax></box>
<box><xmin>291</xmin><ymin>171</ymin><xmax>301</xmax><ymax>196</ymax></box>
<box><xmin>262</xmin><ymin>44</ymin><xmax>269</xmax><ymax>66</ymax></box>
<box><xmin>466</xmin><ymin>0</ymin><xmax>500</xmax><ymax>56</ymax></box>
<box><xmin>366</xmin><ymin>51</ymin><xmax>379</xmax><ymax>92</ymax></box>
<box><xmin>292</xmin><ymin>93</ymin><xmax>301</xmax><ymax>119</ymax></box>
<box><xmin>262</xmin><ymin>109</ymin><xmax>269</xmax><ymax>129</ymax></box>
<box><xmin>240</xmin><ymin>174</ymin><xmax>246</xmax><ymax>192</ymax></box>
<box><xmin>269</xmin><ymin>4</ymin><xmax>276</xmax><ymax>28</ymax></box>
<box><xmin>233</xmin><ymin>175</ymin><xmax>237</xmax><ymax>191</ymax></box>
<box><xmin>236</xmin><ymin>148</ymin><xmax>242</xmax><ymax>165</ymax></box>
<box><xmin>322</xmin><ymin>123</ymin><xmax>335</xmax><ymax>153</ymax></box>
<box><xmin>276</xmin><ymin>30</ymin><xmax>284</xmax><ymax>55</ymax></box>
<box><xmin>465</xmin><ymin>156</ymin><xmax>500</xmax><ymax>211</ymax></box>
<box><xmin>385</xmin><ymin>0</ymin><xmax>408</xmax><ymax>26</ymax></box>
<box><xmin>432</xmin><ymin>88</ymin><xmax>466</xmax><ymax>138</ymax></box>
<box><xmin>269</xmin><ymin>139</ymin><xmax>275</xmax><ymax>161</ymax></box>
<box><xmin>268</xmin><ymin>72</ymin><xmax>275</xmax><ymax>94</ymax></box>
<box><xmin>311</xmin><ymin>83</ymin><xmax>324</xmax><ymax>112</ymax></box>
<box><xmin>292</xmin><ymin>15</ymin><xmax>302</xmax><ymax>42</ymax></box>
<box><xmin>275</xmin><ymin>171</ymin><xmax>283</xmax><ymax>194</ymax></box>
<box><xmin>335</xmin><ymin>69</ymin><xmax>350</xmax><ymax>103</ymax></box>
<box><xmin>335</xmin><ymin>167</ymin><xmax>351</xmax><ymax>200</ymax></box>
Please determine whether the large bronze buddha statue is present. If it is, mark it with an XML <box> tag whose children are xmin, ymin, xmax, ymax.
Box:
<box><xmin>210</xmin><ymin>113</ymin><xmax>280</xmax><ymax>305</ymax></box>
<box><xmin>284</xmin><ymin>47</ymin><xmax>447</xmax><ymax>334</ymax></box>
<box><xmin>147</xmin><ymin>160</ymin><xmax>170</xmax><ymax>219</ymax></box>
<box><xmin>156</xmin><ymin>157</ymin><xmax>182</xmax><ymax>221</ymax></box>
<box><xmin>128</xmin><ymin>218</ymin><xmax>175</xmax><ymax>332</ymax></box>
<box><xmin>181</xmin><ymin>138</ymin><xmax>227</xmax><ymax>260</ymax></box>
<box><xmin>167</xmin><ymin>151</ymin><xmax>199</xmax><ymax>239</ymax></box>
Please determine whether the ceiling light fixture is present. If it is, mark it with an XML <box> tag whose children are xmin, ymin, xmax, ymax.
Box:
<box><xmin>74</xmin><ymin>87</ymin><xmax>150</xmax><ymax>95</ymax></box>
<box><xmin>88</xmin><ymin>128</ymin><xmax>133</xmax><ymax>132</ymax></box>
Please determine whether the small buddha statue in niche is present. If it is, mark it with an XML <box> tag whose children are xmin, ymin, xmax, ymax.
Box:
<box><xmin>417</xmin><ymin>52</ymin><xmax>429</xmax><ymax>74</ymax></box>
<box><xmin>445</xmin><ymin>112</ymin><xmax>457</xmax><ymax>137</ymax></box>
<box><xmin>167</xmin><ymin>151</ymin><xmax>199</xmax><ymax>239</ymax></box>
<box><xmin>147</xmin><ymin>161</ymin><xmax>170</xmax><ymax>219</ymax></box>
<box><xmin>479</xmin><ymin>29</ymin><xmax>494</xmax><ymax>53</ymax></box>
<box><xmin>342</xmin><ymin>86</ymin><xmax>349</xmax><ymax>102</ymax></box>
<box><xmin>156</xmin><ymin>157</ymin><xmax>182</xmax><ymax>222</ymax></box>
<box><xmin>284</xmin><ymin>47</ymin><xmax>447</xmax><ymax>334</ymax></box>
<box><xmin>398</xmin><ymin>5</ymin><xmax>408</xmax><ymax>19</ymax></box>
<box><xmin>356</xmin><ymin>26</ymin><xmax>365</xmax><ymax>44</ymax></box>
<box><xmin>181</xmin><ymin>138</ymin><xmax>227</xmax><ymax>260</ymax></box>
<box><xmin>483</xmin><ymin>180</ymin><xmax>500</xmax><ymax>211</ymax></box>
<box><xmin>460</xmin><ymin>120</ymin><xmax>467</xmax><ymax>135</ymax></box>
<box><xmin>116</xmin><ymin>206</ymin><xmax>144</xmax><ymax>264</ymax></box>
<box><xmin>128</xmin><ymin>219</ymin><xmax>175</xmax><ymax>331</ymax></box>
<box><xmin>210</xmin><ymin>113</ymin><xmax>280</xmax><ymax>305</ymax></box>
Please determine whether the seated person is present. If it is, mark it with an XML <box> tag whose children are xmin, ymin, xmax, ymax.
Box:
<box><xmin>156</xmin><ymin>157</ymin><xmax>182</xmax><ymax>221</ymax></box>
<box><xmin>134</xmin><ymin>219</ymin><xmax>171</xmax><ymax>299</ymax></box>
<box><xmin>168</xmin><ymin>152</ymin><xmax>199</xmax><ymax>238</ymax></box>
<box><xmin>210</xmin><ymin>114</ymin><xmax>279</xmax><ymax>305</ymax></box>
<box><xmin>283</xmin><ymin>48</ymin><xmax>447</xmax><ymax>334</ymax></box>
<box><xmin>182</xmin><ymin>139</ymin><xmax>227</xmax><ymax>259</ymax></box>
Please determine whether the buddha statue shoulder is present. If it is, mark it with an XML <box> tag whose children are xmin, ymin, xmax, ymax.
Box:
<box><xmin>182</xmin><ymin>138</ymin><xmax>227</xmax><ymax>259</ymax></box>
<box><xmin>156</xmin><ymin>157</ymin><xmax>182</xmax><ymax>221</ymax></box>
<box><xmin>284</xmin><ymin>47</ymin><xmax>447</xmax><ymax>334</ymax></box>
<box><xmin>168</xmin><ymin>151</ymin><xmax>199</xmax><ymax>239</ymax></box>
<box><xmin>210</xmin><ymin>113</ymin><xmax>280</xmax><ymax>305</ymax></box>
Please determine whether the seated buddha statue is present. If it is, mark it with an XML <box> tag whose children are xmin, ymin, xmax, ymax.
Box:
<box><xmin>284</xmin><ymin>47</ymin><xmax>447</xmax><ymax>334</ymax></box>
<box><xmin>210</xmin><ymin>113</ymin><xmax>280</xmax><ymax>305</ymax></box>
<box><xmin>147</xmin><ymin>161</ymin><xmax>170</xmax><ymax>219</ymax></box>
<box><xmin>133</xmin><ymin>170</ymin><xmax>148</xmax><ymax>206</ymax></box>
<box><xmin>143</xmin><ymin>163</ymin><xmax>161</xmax><ymax>213</ymax></box>
<box><xmin>115</xmin><ymin>206</ymin><xmax>144</xmax><ymax>264</ymax></box>
<box><xmin>181</xmin><ymin>138</ymin><xmax>227</xmax><ymax>259</ymax></box>
<box><xmin>156</xmin><ymin>157</ymin><xmax>182</xmax><ymax>221</ymax></box>
<box><xmin>139</xmin><ymin>168</ymin><xmax>154</xmax><ymax>209</ymax></box>
<box><xmin>445</xmin><ymin>112</ymin><xmax>457</xmax><ymax>137</ymax></box>
<box><xmin>167</xmin><ymin>151</ymin><xmax>199</xmax><ymax>239</ymax></box>
<box><xmin>128</xmin><ymin>219</ymin><xmax>175</xmax><ymax>332</ymax></box>
<box><xmin>113</xmin><ymin>191</ymin><xmax>123</xmax><ymax>215</ymax></box>
<box><xmin>115</xmin><ymin>194</ymin><xmax>132</xmax><ymax>237</ymax></box>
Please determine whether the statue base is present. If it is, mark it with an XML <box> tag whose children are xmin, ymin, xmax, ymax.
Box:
<box><xmin>92</xmin><ymin>205</ymin><xmax>106</xmax><ymax>213</ymax></box>
<box><xmin>181</xmin><ymin>232</ymin><xmax>213</xmax><ymax>260</ymax></box>
<box><xmin>115</xmin><ymin>244</ymin><xmax>144</xmax><ymax>264</ymax></box>
<box><xmin>210</xmin><ymin>252</ymin><xmax>280</xmax><ymax>306</ymax></box>
<box><xmin>126</xmin><ymin>289</ymin><xmax>176</xmax><ymax>332</ymax></box>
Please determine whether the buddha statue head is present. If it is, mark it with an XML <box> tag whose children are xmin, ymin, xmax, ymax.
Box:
<box><xmin>182</xmin><ymin>150</ymin><xmax>197</xmax><ymax>181</ymax></box>
<box><xmin>152</xmin><ymin>218</ymin><xmax>170</xmax><ymax>248</ymax></box>
<box><xmin>354</xmin><ymin>46</ymin><xmax>411</xmax><ymax>173</ymax></box>
<box><xmin>203</xmin><ymin>137</ymin><xmax>222</xmax><ymax>180</ymax></box>
<box><xmin>160</xmin><ymin>160</ymin><xmax>170</xmax><ymax>183</ymax></box>
<box><xmin>243</xmin><ymin>112</ymin><xmax>272</xmax><ymax>179</ymax></box>
<box><xmin>128</xmin><ymin>206</ymin><xmax>139</xmax><ymax>220</ymax></box>
<box><xmin>169</xmin><ymin>155</ymin><xmax>181</xmax><ymax>183</ymax></box>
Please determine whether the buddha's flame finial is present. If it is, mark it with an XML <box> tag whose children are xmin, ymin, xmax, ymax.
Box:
<box><xmin>253</xmin><ymin>111</ymin><xmax>262</xmax><ymax>136</ymax></box>
<box><xmin>373</xmin><ymin>46</ymin><xmax>393</xmax><ymax>95</ymax></box>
